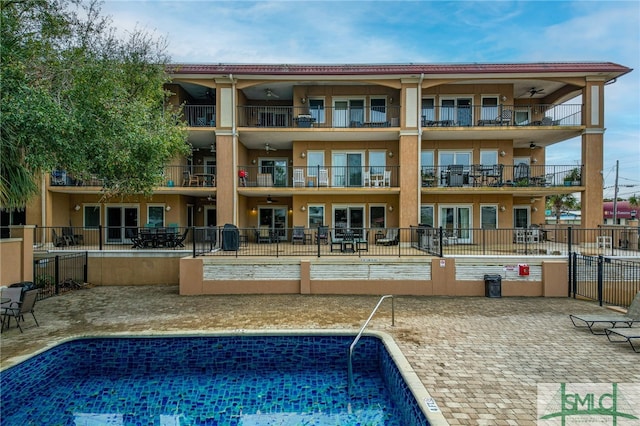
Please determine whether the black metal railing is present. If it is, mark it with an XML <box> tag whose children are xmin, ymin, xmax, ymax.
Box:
<box><xmin>237</xmin><ymin>106</ymin><xmax>401</xmax><ymax>128</ymax></box>
<box><xmin>33</xmin><ymin>226</ymin><xmax>191</xmax><ymax>251</ymax></box>
<box><xmin>33</xmin><ymin>252</ymin><xmax>87</xmax><ymax>300</ymax></box>
<box><xmin>571</xmin><ymin>254</ymin><xmax>640</xmax><ymax>308</ymax></box>
<box><xmin>421</xmin><ymin>104</ymin><xmax>582</xmax><ymax>127</ymax></box>
<box><xmin>183</xmin><ymin>105</ymin><xmax>216</xmax><ymax>127</ymax></box>
<box><xmin>237</xmin><ymin>165</ymin><xmax>400</xmax><ymax>188</ymax></box>
<box><xmin>49</xmin><ymin>166</ymin><xmax>217</xmax><ymax>188</ymax></box>
<box><xmin>420</xmin><ymin>164</ymin><xmax>582</xmax><ymax>188</ymax></box>
<box><xmin>32</xmin><ymin>226</ymin><xmax>639</xmax><ymax>260</ymax></box>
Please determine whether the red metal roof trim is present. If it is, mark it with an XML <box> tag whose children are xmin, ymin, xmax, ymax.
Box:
<box><xmin>168</xmin><ymin>62</ymin><xmax>632</xmax><ymax>77</ymax></box>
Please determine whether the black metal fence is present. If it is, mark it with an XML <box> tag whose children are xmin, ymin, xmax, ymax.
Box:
<box><xmin>571</xmin><ymin>254</ymin><xmax>640</xmax><ymax>308</ymax></box>
<box><xmin>33</xmin><ymin>252</ymin><xmax>87</xmax><ymax>300</ymax></box>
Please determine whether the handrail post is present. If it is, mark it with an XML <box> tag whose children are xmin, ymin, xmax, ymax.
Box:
<box><xmin>348</xmin><ymin>295</ymin><xmax>395</xmax><ymax>394</ymax></box>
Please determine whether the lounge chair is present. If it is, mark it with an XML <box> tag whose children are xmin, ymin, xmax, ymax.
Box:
<box><xmin>315</xmin><ymin>226</ymin><xmax>329</xmax><ymax>245</ymax></box>
<box><xmin>604</xmin><ymin>327</ymin><xmax>640</xmax><ymax>352</ymax></box>
<box><xmin>52</xmin><ymin>229</ymin><xmax>70</xmax><ymax>247</ymax></box>
<box><xmin>173</xmin><ymin>228</ymin><xmax>189</xmax><ymax>248</ymax></box>
<box><xmin>377</xmin><ymin>228</ymin><xmax>399</xmax><ymax>246</ymax></box>
<box><xmin>569</xmin><ymin>292</ymin><xmax>640</xmax><ymax>334</ymax></box>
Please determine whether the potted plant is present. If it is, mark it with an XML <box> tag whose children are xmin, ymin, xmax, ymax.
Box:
<box><xmin>564</xmin><ymin>167</ymin><xmax>581</xmax><ymax>186</ymax></box>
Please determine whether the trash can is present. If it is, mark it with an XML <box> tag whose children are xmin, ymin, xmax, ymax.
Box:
<box><xmin>484</xmin><ymin>274</ymin><xmax>502</xmax><ymax>298</ymax></box>
<box><xmin>222</xmin><ymin>223</ymin><xmax>239</xmax><ymax>251</ymax></box>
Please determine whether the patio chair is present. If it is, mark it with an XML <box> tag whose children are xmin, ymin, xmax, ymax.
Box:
<box><xmin>173</xmin><ymin>228</ymin><xmax>189</xmax><ymax>248</ymax></box>
<box><xmin>2</xmin><ymin>289</ymin><xmax>39</xmax><ymax>333</ymax></box>
<box><xmin>1</xmin><ymin>287</ymin><xmax>23</xmax><ymax>331</ymax></box>
<box><xmin>315</xmin><ymin>226</ymin><xmax>329</xmax><ymax>245</ymax></box>
<box><xmin>605</xmin><ymin>327</ymin><xmax>640</xmax><ymax>352</ymax></box>
<box><xmin>291</xmin><ymin>226</ymin><xmax>306</xmax><ymax>245</ymax></box>
<box><xmin>383</xmin><ymin>170</ymin><xmax>391</xmax><ymax>187</ymax></box>
<box><xmin>377</xmin><ymin>228</ymin><xmax>399</xmax><ymax>246</ymax></box>
<box><xmin>293</xmin><ymin>168</ymin><xmax>305</xmax><ymax>187</ymax></box>
<box><xmin>255</xmin><ymin>226</ymin><xmax>273</xmax><ymax>243</ymax></box>
<box><xmin>569</xmin><ymin>292</ymin><xmax>640</xmax><ymax>334</ymax></box>
<box><xmin>183</xmin><ymin>171</ymin><xmax>199</xmax><ymax>187</ymax></box>
<box><xmin>363</xmin><ymin>170</ymin><xmax>371</xmax><ymax>187</ymax></box>
<box><xmin>52</xmin><ymin>229</ymin><xmax>70</xmax><ymax>247</ymax></box>
<box><xmin>318</xmin><ymin>169</ymin><xmax>329</xmax><ymax>187</ymax></box>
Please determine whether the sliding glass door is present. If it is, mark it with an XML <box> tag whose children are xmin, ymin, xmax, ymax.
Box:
<box><xmin>106</xmin><ymin>206</ymin><xmax>138</xmax><ymax>243</ymax></box>
<box><xmin>332</xmin><ymin>152</ymin><xmax>363</xmax><ymax>187</ymax></box>
<box><xmin>439</xmin><ymin>205</ymin><xmax>471</xmax><ymax>243</ymax></box>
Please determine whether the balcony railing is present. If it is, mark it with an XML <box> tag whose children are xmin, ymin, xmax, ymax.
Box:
<box><xmin>183</xmin><ymin>105</ymin><xmax>216</xmax><ymax>127</ymax></box>
<box><xmin>238</xmin><ymin>166</ymin><xmax>400</xmax><ymax>188</ymax></box>
<box><xmin>235</xmin><ymin>104</ymin><xmax>581</xmax><ymax>129</ymax></box>
<box><xmin>237</xmin><ymin>106</ymin><xmax>401</xmax><ymax>128</ymax></box>
<box><xmin>421</xmin><ymin>104</ymin><xmax>582</xmax><ymax>127</ymax></box>
<box><xmin>420</xmin><ymin>165</ymin><xmax>582</xmax><ymax>188</ymax></box>
<box><xmin>50</xmin><ymin>166</ymin><xmax>217</xmax><ymax>188</ymax></box>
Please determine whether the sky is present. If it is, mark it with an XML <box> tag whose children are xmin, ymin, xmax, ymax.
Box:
<box><xmin>100</xmin><ymin>0</ymin><xmax>640</xmax><ymax>199</ymax></box>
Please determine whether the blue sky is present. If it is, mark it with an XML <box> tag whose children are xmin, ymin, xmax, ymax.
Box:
<box><xmin>101</xmin><ymin>0</ymin><xmax>639</xmax><ymax>199</ymax></box>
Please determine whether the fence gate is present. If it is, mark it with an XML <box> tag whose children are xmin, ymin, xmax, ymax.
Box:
<box><xmin>570</xmin><ymin>253</ymin><xmax>640</xmax><ymax>309</ymax></box>
<box><xmin>33</xmin><ymin>252</ymin><xmax>88</xmax><ymax>300</ymax></box>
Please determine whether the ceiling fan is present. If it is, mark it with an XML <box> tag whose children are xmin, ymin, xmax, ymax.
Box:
<box><xmin>209</xmin><ymin>143</ymin><xmax>216</xmax><ymax>153</ymax></box>
<box><xmin>266</xmin><ymin>195</ymin><xmax>278</xmax><ymax>204</ymax></box>
<box><xmin>264</xmin><ymin>143</ymin><xmax>277</xmax><ymax>152</ymax></box>
<box><xmin>206</xmin><ymin>195</ymin><xmax>216</xmax><ymax>202</ymax></box>
<box><xmin>527</xmin><ymin>87</ymin><xmax>545</xmax><ymax>97</ymax></box>
<box><xmin>265</xmin><ymin>88</ymin><xmax>279</xmax><ymax>99</ymax></box>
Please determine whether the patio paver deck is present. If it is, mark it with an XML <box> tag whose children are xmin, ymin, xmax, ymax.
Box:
<box><xmin>1</xmin><ymin>285</ymin><xmax>638</xmax><ymax>424</ymax></box>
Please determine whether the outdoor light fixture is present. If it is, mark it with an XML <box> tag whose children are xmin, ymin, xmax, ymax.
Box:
<box><xmin>165</xmin><ymin>205</ymin><xmax>171</xmax><ymax>212</ymax></box>
<box><xmin>389</xmin><ymin>97</ymin><xmax>393</xmax><ymax>104</ymax></box>
<box><xmin>388</xmin><ymin>151</ymin><xmax>393</xmax><ymax>158</ymax></box>
<box><xmin>532</xmin><ymin>207</ymin><xmax>538</xmax><ymax>212</ymax></box>
<box><xmin>500</xmin><ymin>205</ymin><xmax>506</xmax><ymax>212</ymax></box>
<box><xmin>388</xmin><ymin>205</ymin><xmax>394</xmax><ymax>212</ymax></box>
<box><xmin>500</xmin><ymin>150</ymin><xmax>506</xmax><ymax>157</ymax></box>
<box><xmin>74</xmin><ymin>204</ymin><xmax>81</xmax><ymax>211</ymax></box>
<box><xmin>501</xmin><ymin>95</ymin><xmax>507</xmax><ymax>102</ymax></box>
<box><xmin>251</xmin><ymin>207</ymin><xmax>256</xmax><ymax>213</ymax></box>
<box><xmin>300</xmin><ymin>152</ymin><xmax>306</xmax><ymax>158</ymax></box>
<box><xmin>300</xmin><ymin>97</ymin><xmax>306</xmax><ymax>104</ymax></box>
<box><xmin>251</xmin><ymin>159</ymin><xmax>257</xmax><ymax>165</ymax></box>
<box><xmin>301</xmin><ymin>206</ymin><xmax>306</xmax><ymax>211</ymax></box>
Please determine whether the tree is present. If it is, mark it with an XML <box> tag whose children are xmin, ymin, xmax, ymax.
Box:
<box><xmin>546</xmin><ymin>194</ymin><xmax>578</xmax><ymax>223</ymax></box>
<box><xmin>630</xmin><ymin>195</ymin><xmax>639</xmax><ymax>208</ymax></box>
<box><xmin>0</xmin><ymin>0</ymin><xmax>189</xmax><ymax>209</ymax></box>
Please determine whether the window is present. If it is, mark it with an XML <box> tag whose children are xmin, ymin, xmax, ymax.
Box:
<box><xmin>420</xmin><ymin>205</ymin><xmax>434</xmax><ymax>227</ymax></box>
<box><xmin>480</xmin><ymin>150</ymin><xmax>498</xmax><ymax>166</ymax></box>
<box><xmin>307</xmin><ymin>151</ymin><xmax>324</xmax><ymax>177</ymax></box>
<box><xmin>440</xmin><ymin>97</ymin><xmax>472</xmax><ymax>126</ymax></box>
<box><xmin>369</xmin><ymin>205</ymin><xmax>386</xmax><ymax>229</ymax></box>
<box><xmin>83</xmin><ymin>205</ymin><xmax>100</xmax><ymax>229</ymax></box>
<box><xmin>369</xmin><ymin>151</ymin><xmax>386</xmax><ymax>176</ymax></box>
<box><xmin>370</xmin><ymin>98</ymin><xmax>386</xmax><ymax>122</ymax></box>
<box><xmin>421</xmin><ymin>98</ymin><xmax>435</xmax><ymax>123</ymax></box>
<box><xmin>481</xmin><ymin>96</ymin><xmax>499</xmax><ymax>121</ymax></box>
<box><xmin>308</xmin><ymin>205</ymin><xmax>324</xmax><ymax>228</ymax></box>
<box><xmin>147</xmin><ymin>205</ymin><xmax>165</xmax><ymax>227</ymax></box>
<box><xmin>309</xmin><ymin>99</ymin><xmax>325</xmax><ymax>123</ymax></box>
<box><xmin>480</xmin><ymin>205</ymin><xmax>497</xmax><ymax>229</ymax></box>
<box><xmin>439</xmin><ymin>151</ymin><xmax>472</xmax><ymax>167</ymax></box>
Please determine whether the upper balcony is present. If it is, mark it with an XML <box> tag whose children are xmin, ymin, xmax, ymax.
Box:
<box><xmin>237</xmin><ymin>106</ymin><xmax>401</xmax><ymax>129</ymax></box>
<box><xmin>183</xmin><ymin>105</ymin><xmax>216</xmax><ymax>127</ymax></box>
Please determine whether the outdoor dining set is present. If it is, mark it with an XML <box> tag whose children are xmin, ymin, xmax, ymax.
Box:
<box><xmin>130</xmin><ymin>227</ymin><xmax>188</xmax><ymax>249</ymax></box>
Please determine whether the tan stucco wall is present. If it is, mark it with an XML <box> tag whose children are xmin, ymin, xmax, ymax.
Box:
<box><xmin>1</xmin><ymin>240</ymin><xmax>24</xmax><ymax>285</ymax></box>
<box><xmin>88</xmin><ymin>253</ymin><xmax>183</xmax><ymax>286</ymax></box>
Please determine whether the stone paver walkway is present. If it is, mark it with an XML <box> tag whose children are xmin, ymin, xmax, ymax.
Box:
<box><xmin>1</xmin><ymin>285</ymin><xmax>638</xmax><ymax>425</ymax></box>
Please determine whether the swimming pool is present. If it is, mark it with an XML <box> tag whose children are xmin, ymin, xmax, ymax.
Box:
<box><xmin>1</xmin><ymin>331</ymin><xmax>445</xmax><ymax>425</ymax></box>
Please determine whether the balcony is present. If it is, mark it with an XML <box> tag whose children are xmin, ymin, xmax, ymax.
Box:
<box><xmin>421</xmin><ymin>104</ymin><xmax>581</xmax><ymax>127</ymax></box>
<box><xmin>237</xmin><ymin>106</ymin><xmax>401</xmax><ymax>129</ymax></box>
<box><xmin>183</xmin><ymin>105</ymin><xmax>216</xmax><ymax>127</ymax></box>
<box><xmin>50</xmin><ymin>166</ymin><xmax>217</xmax><ymax>189</ymax></box>
<box><xmin>420</xmin><ymin>164</ymin><xmax>582</xmax><ymax>189</ymax></box>
<box><xmin>237</xmin><ymin>166</ymin><xmax>400</xmax><ymax>189</ymax></box>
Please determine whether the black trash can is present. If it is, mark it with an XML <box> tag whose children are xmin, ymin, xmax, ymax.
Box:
<box><xmin>484</xmin><ymin>274</ymin><xmax>502</xmax><ymax>298</ymax></box>
<box><xmin>222</xmin><ymin>223</ymin><xmax>239</xmax><ymax>251</ymax></box>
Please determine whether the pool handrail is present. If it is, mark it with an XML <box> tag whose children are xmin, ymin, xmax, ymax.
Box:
<box><xmin>348</xmin><ymin>294</ymin><xmax>395</xmax><ymax>394</ymax></box>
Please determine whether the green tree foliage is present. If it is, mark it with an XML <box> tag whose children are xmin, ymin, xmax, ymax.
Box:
<box><xmin>629</xmin><ymin>195</ymin><xmax>639</xmax><ymax>207</ymax></box>
<box><xmin>1</xmin><ymin>0</ymin><xmax>189</xmax><ymax>208</ymax></box>
<box><xmin>546</xmin><ymin>194</ymin><xmax>578</xmax><ymax>223</ymax></box>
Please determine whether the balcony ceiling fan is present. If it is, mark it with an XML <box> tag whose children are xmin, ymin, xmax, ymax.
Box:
<box><xmin>264</xmin><ymin>143</ymin><xmax>277</xmax><ymax>152</ymax></box>
<box><xmin>265</xmin><ymin>88</ymin><xmax>279</xmax><ymax>99</ymax></box>
<box><xmin>266</xmin><ymin>195</ymin><xmax>278</xmax><ymax>204</ymax></box>
<box><xmin>526</xmin><ymin>87</ymin><xmax>545</xmax><ymax>97</ymax></box>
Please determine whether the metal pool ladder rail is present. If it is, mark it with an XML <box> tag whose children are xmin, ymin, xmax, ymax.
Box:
<box><xmin>348</xmin><ymin>294</ymin><xmax>395</xmax><ymax>393</ymax></box>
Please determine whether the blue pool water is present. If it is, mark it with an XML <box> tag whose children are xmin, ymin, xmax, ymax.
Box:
<box><xmin>1</xmin><ymin>334</ymin><xmax>430</xmax><ymax>425</ymax></box>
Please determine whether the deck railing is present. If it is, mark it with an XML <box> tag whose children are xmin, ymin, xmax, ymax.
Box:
<box><xmin>237</xmin><ymin>106</ymin><xmax>401</xmax><ymax>128</ymax></box>
<box><xmin>182</xmin><ymin>105</ymin><xmax>216</xmax><ymax>127</ymax></box>
<box><xmin>238</xmin><ymin>165</ymin><xmax>400</xmax><ymax>188</ymax></box>
<box><xmin>28</xmin><ymin>226</ymin><xmax>639</xmax><ymax>258</ymax></box>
